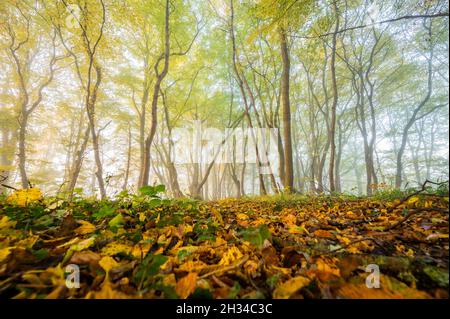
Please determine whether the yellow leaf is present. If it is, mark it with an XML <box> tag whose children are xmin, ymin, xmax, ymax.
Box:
<box><xmin>163</xmin><ymin>273</ymin><xmax>177</xmax><ymax>287</ymax></box>
<box><xmin>99</xmin><ymin>256</ymin><xmax>119</xmax><ymax>274</ymax></box>
<box><xmin>131</xmin><ymin>242</ymin><xmax>152</xmax><ymax>259</ymax></box>
<box><xmin>17</xmin><ymin>235</ymin><xmax>39</xmax><ymax>249</ymax></box>
<box><xmin>408</xmin><ymin>197</ymin><xmax>419</xmax><ymax>205</ymax></box>
<box><xmin>175</xmin><ymin>272</ymin><xmax>198</xmax><ymax>299</ymax></box>
<box><xmin>62</xmin><ymin>236</ymin><xmax>96</xmax><ymax>263</ymax></box>
<box><xmin>273</xmin><ymin>276</ymin><xmax>311</xmax><ymax>299</ymax></box>
<box><xmin>71</xmin><ymin>236</ymin><xmax>96</xmax><ymax>252</ymax></box>
<box><xmin>346</xmin><ymin>211</ymin><xmax>357</xmax><ymax>218</ymax></box>
<box><xmin>236</xmin><ymin>213</ymin><xmax>249</xmax><ymax>220</ymax></box>
<box><xmin>267</xmin><ymin>265</ymin><xmax>292</xmax><ymax>275</ymax></box>
<box><xmin>316</xmin><ymin>258</ymin><xmax>341</xmax><ymax>277</ymax></box>
<box><xmin>337</xmin><ymin>235</ymin><xmax>351</xmax><ymax>245</ymax></box>
<box><xmin>347</xmin><ymin>246</ymin><xmax>361</xmax><ymax>254</ymax></box>
<box><xmin>183</xmin><ymin>224</ymin><xmax>193</xmax><ymax>234</ymax></box>
<box><xmin>74</xmin><ymin>220</ymin><xmax>96</xmax><ymax>235</ymax></box>
<box><xmin>101</xmin><ymin>242</ymin><xmax>132</xmax><ymax>256</ymax></box>
<box><xmin>57</xmin><ymin>237</ymin><xmax>80</xmax><ymax>249</ymax></box>
<box><xmin>211</xmin><ymin>208</ymin><xmax>224</xmax><ymax>225</ymax></box>
<box><xmin>281</xmin><ymin>214</ymin><xmax>297</xmax><ymax>226</ymax></box>
<box><xmin>0</xmin><ymin>216</ymin><xmax>16</xmax><ymax>229</ymax></box>
<box><xmin>218</xmin><ymin>246</ymin><xmax>243</xmax><ymax>266</ymax></box>
<box><xmin>86</xmin><ymin>280</ymin><xmax>127</xmax><ymax>299</ymax></box>
<box><xmin>288</xmin><ymin>225</ymin><xmax>307</xmax><ymax>234</ymax></box>
<box><xmin>178</xmin><ymin>260</ymin><xmax>208</xmax><ymax>273</ymax></box>
<box><xmin>6</xmin><ymin>188</ymin><xmax>42</xmax><ymax>206</ymax></box>
<box><xmin>0</xmin><ymin>247</ymin><xmax>13</xmax><ymax>263</ymax></box>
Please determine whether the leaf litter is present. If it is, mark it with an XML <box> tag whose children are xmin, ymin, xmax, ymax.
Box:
<box><xmin>0</xmin><ymin>186</ymin><xmax>448</xmax><ymax>299</ymax></box>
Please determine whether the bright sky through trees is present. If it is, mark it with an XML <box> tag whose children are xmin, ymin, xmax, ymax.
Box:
<box><xmin>0</xmin><ymin>0</ymin><xmax>448</xmax><ymax>199</ymax></box>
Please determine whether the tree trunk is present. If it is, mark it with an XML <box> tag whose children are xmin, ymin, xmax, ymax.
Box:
<box><xmin>328</xmin><ymin>0</ymin><xmax>339</xmax><ymax>192</ymax></box>
<box><xmin>18</xmin><ymin>115</ymin><xmax>29</xmax><ymax>188</ymax></box>
<box><xmin>279</xmin><ymin>26</ymin><xmax>294</xmax><ymax>192</ymax></box>
<box><xmin>0</xmin><ymin>127</ymin><xmax>16</xmax><ymax>193</ymax></box>
<box><xmin>335</xmin><ymin>120</ymin><xmax>343</xmax><ymax>193</ymax></box>
<box><xmin>139</xmin><ymin>0</ymin><xmax>170</xmax><ymax>187</ymax></box>
<box><xmin>66</xmin><ymin>126</ymin><xmax>90</xmax><ymax>198</ymax></box>
<box><xmin>86</xmin><ymin>65</ymin><xmax>106</xmax><ymax>198</ymax></box>
<box><xmin>122</xmin><ymin>125</ymin><xmax>132</xmax><ymax>191</ymax></box>
<box><xmin>395</xmin><ymin>27</ymin><xmax>433</xmax><ymax>188</ymax></box>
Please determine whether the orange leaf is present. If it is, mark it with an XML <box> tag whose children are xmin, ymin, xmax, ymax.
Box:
<box><xmin>175</xmin><ymin>272</ymin><xmax>198</xmax><ymax>299</ymax></box>
<box><xmin>273</xmin><ymin>276</ymin><xmax>311</xmax><ymax>299</ymax></box>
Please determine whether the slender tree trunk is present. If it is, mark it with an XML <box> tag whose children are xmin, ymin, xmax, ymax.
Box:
<box><xmin>279</xmin><ymin>26</ymin><xmax>294</xmax><ymax>192</ymax></box>
<box><xmin>66</xmin><ymin>126</ymin><xmax>90</xmax><ymax>197</ymax></box>
<box><xmin>335</xmin><ymin>121</ymin><xmax>343</xmax><ymax>193</ymax></box>
<box><xmin>18</xmin><ymin>115</ymin><xmax>29</xmax><ymax>188</ymax></box>
<box><xmin>425</xmin><ymin>116</ymin><xmax>436</xmax><ymax>180</ymax></box>
<box><xmin>0</xmin><ymin>127</ymin><xmax>16</xmax><ymax>193</ymax></box>
<box><xmin>229</xmin><ymin>0</ymin><xmax>266</xmax><ymax>195</ymax></box>
<box><xmin>123</xmin><ymin>125</ymin><xmax>132</xmax><ymax>191</ymax></box>
<box><xmin>395</xmin><ymin>27</ymin><xmax>434</xmax><ymax>188</ymax></box>
<box><xmin>86</xmin><ymin>65</ymin><xmax>106</xmax><ymax>198</ymax></box>
<box><xmin>139</xmin><ymin>94</ymin><xmax>147</xmax><ymax>181</ymax></box>
<box><xmin>328</xmin><ymin>0</ymin><xmax>340</xmax><ymax>192</ymax></box>
<box><xmin>276</xmin><ymin>127</ymin><xmax>285</xmax><ymax>184</ymax></box>
<box><xmin>140</xmin><ymin>0</ymin><xmax>170</xmax><ymax>187</ymax></box>
<box><xmin>161</xmin><ymin>91</ymin><xmax>183</xmax><ymax>197</ymax></box>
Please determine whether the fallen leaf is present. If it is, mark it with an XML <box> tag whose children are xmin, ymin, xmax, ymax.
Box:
<box><xmin>273</xmin><ymin>276</ymin><xmax>311</xmax><ymax>299</ymax></box>
<box><xmin>99</xmin><ymin>256</ymin><xmax>119</xmax><ymax>274</ymax></box>
<box><xmin>74</xmin><ymin>220</ymin><xmax>96</xmax><ymax>235</ymax></box>
<box><xmin>175</xmin><ymin>272</ymin><xmax>198</xmax><ymax>299</ymax></box>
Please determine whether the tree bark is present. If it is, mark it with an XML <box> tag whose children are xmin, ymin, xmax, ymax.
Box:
<box><xmin>395</xmin><ymin>22</ymin><xmax>434</xmax><ymax>188</ymax></box>
<box><xmin>279</xmin><ymin>26</ymin><xmax>294</xmax><ymax>192</ymax></box>
<box><xmin>328</xmin><ymin>0</ymin><xmax>340</xmax><ymax>192</ymax></box>
<box><xmin>139</xmin><ymin>0</ymin><xmax>170</xmax><ymax>187</ymax></box>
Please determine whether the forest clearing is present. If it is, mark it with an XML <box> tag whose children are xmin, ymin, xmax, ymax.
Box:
<box><xmin>0</xmin><ymin>0</ymin><xmax>449</xmax><ymax>301</ymax></box>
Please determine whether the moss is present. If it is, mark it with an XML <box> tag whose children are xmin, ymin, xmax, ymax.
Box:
<box><xmin>398</xmin><ymin>272</ymin><xmax>417</xmax><ymax>286</ymax></box>
<box><xmin>422</xmin><ymin>266</ymin><xmax>449</xmax><ymax>288</ymax></box>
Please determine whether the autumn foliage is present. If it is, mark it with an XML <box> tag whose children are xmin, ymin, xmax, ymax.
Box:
<box><xmin>0</xmin><ymin>185</ymin><xmax>448</xmax><ymax>299</ymax></box>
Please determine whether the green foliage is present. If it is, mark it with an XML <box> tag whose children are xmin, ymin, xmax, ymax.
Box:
<box><xmin>133</xmin><ymin>253</ymin><xmax>168</xmax><ymax>287</ymax></box>
<box><xmin>92</xmin><ymin>205</ymin><xmax>116</xmax><ymax>220</ymax></box>
<box><xmin>190</xmin><ymin>288</ymin><xmax>213</xmax><ymax>299</ymax></box>
<box><xmin>239</xmin><ymin>224</ymin><xmax>271</xmax><ymax>248</ymax></box>
<box><xmin>156</xmin><ymin>212</ymin><xmax>184</xmax><ymax>228</ymax></box>
<box><xmin>108</xmin><ymin>213</ymin><xmax>124</xmax><ymax>231</ymax></box>
<box><xmin>193</xmin><ymin>218</ymin><xmax>218</xmax><ymax>242</ymax></box>
<box><xmin>228</xmin><ymin>282</ymin><xmax>241</xmax><ymax>299</ymax></box>
<box><xmin>151</xmin><ymin>282</ymin><xmax>179</xmax><ymax>299</ymax></box>
<box><xmin>31</xmin><ymin>248</ymin><xmax>49</xmax><ymax>261</ymax></box>
<box><xmin>139</xmin><ymin>185</ymin><xmax>165</xmax><ymax>197</ymax></box>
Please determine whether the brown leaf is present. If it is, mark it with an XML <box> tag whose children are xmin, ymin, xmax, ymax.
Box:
<box><xmin>57</xmin><ymin>214</ymin><xmax>78</xmax><ymax>236</ymax></box>
<box><xmin>70</xmin><ymin>250</ymin><xmax>101</xmax><ymax>266</ymax></box>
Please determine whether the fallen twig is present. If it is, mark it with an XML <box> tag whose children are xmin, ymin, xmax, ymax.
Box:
<box><xmin>199</xmin><ymin>255</ymin><xmax>249</xmax><ymax>279</ymax></box>
<box><xmin>386</xmin><ymin>207</ymin><xmax>449</xmax><ymax>230</ymax></box>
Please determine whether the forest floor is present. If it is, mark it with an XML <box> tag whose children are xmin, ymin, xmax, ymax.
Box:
<box><xmin>0</xmin><ymin>185</ymin><xmax>448</xmax><ymax>299</ymax></box>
